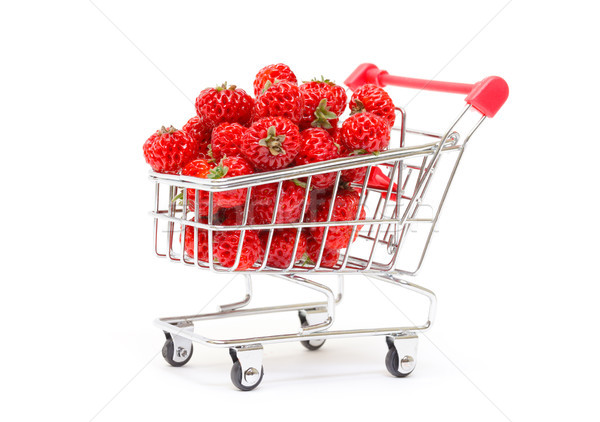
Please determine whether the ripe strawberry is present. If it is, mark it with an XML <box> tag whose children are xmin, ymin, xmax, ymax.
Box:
<box><xmin>211</xmin><ymin>123</ymin><xmax>246</xmax><ymax>161</ymax></box>
<box><xmin>210</xmin><ymin>156</ymin><xmax>254</xmax><ymax>209</ymax></box>
<box><xmin>299</xmin><ymin>77</ymin><xmax>347</xmax><ymax>130</ymax></box>
<box><xmin>182</xmin><ymin>218</ymin><xmax>210</xmax><ymax>262</ymax></box>
<box><xmin>254</xmin><ymin>81</ymin><xmax>304</xmax><ymax>124</ymax></box>
<box><xmin>260</xmin><ymin>229</ymin><xmax>307</xmax><ymax>269</ymax></box>
<box><xmin>195</xmin><ymin>83</ymin><xmax>254</xmax><ymax>128</ymax></box>
<box><xmin>181</xmin><ymin>156</ymin><xmax>253</xmax><ymax>214</ymax></box>
<box><xmin>143</xmin><ymin>125</ymin><xmax>199</xmax><ymax>174</ymax></box>
<box><xmin>339</xmin><ymin>111</ymin><xmax>391</xmax><ymax>153</ymax></box>
<box><xmin>340</xmin><ymin>147</ymin><xmax>368</xmax><ymax>183</ymax></box>
<box><xmin>308</xmin><ymin>187</ymin><xmax>365</xmax><ymax>249</ymax></box>
<box><xmin>253</xmin><ymin>63</ymin><xmax>298</xmax><ymax>97</ymax></box>
<box><xmin>181</xmin><ymin>158</ymin><xmax>214</xmax><ymax>215</ymax></box>
<box><xmin>305</xmin><ymin>235</ymin><xmax>340</xmax><ymax>268</ymax></box>
<box><xmin>295</xmin><ymin>128</ymin><xmax>340</xmax><ymax>189</ymax></box>
<box><xmin>213</xmin><ymin>209</ymin><xmax>261</xmax><ymax>270</ymax></box>
<box><xmin>241</xmin><ymin>117</ymin><xmax>301</xmax><ymax>171</ymax></box>
<box><xmin>182</xmin><ymin>116</ymin><xmax>212</xmax><ymax>159</ymax></box>
<box><xmin>249</xmin><ymin>180</ymin><xmax>310</xmax><ymax>224</ymax></box>
<box><xmin>349</xmin><ymin>84</ymin><xmax>396</xmax><ymax>126</ymax></box>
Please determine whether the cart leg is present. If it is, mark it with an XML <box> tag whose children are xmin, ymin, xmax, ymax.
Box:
<box><xmin>229</xmin><ymin>344</ymin><xmax>264</xmax><ymax>391</ymax></box>
<box><xmin>385</xmin><ymin>332</ymin><xmax>418</xmax><ymax>377</ymax></box>
<box><xmin>162</xmin><ymin>322</ymin><xmax>194</xmax><ymax>367</ymax></box>
<box><xmin>298</xmin><ymin>308</ymin><xmax>328</xmax><ymax>350</ymax></box>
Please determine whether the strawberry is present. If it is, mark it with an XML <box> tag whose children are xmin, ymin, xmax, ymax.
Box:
<box><xmin>308</xmin><ymin>187</ymin><xmax>365</xmax><ymax>249</ymax></box>
<box><xmin>339</xmin><ymin>111</ymin><xmax>391</xmax><ymax>153</ymax></box>
<box><xmin>299</xmin><ymin>77</ymin><xmax>347</xmax><ymax>130</ymax></box>
<box><xmin>305</xmin><ymin>235</ymin><xmax>340</xmax><ymax>268</ymax></box>
<box><xmin>340</xmin><ymin>147</ymin><xmax>368</xmax><ymax>183</ymax></box>
<box><xmin>253</xmin><ymin>63</ymin><xmax>298</xmax><ymax>97</ymax></box>
<box><xmin>180</xmin><ymin>158</ymin><xmax>214</xmax><ymax>215</ymax></box>
<box><xmin>249</xmin><ymin>179</ymin><xmax>310</xmax><ymax>224</ymax></box>
<box><xmin>213</xmin><ymin>209</ymin><xmax>260</xmax><ymax>270</ymax></box>
<box><xmin>182</xmin><ymin>116</ymin><xmax>212</xmax><ymax>159</ymax></box>
<box><xmin>254</xmin><ymin>81</ymin><xmax>304</xmax><ymax>124</ymax></box>
<box><xmin>180</xmin><ymin>156</ymin><xmax>253</xmax><ymax>214</ymax></box>
<box><xmin>349</xmin><ymin>84</ymin><xmax>396</xmax><ymax>126</ymax></box>
<box><xmin>182</xmin><ymin>218</ymin><xmax>210</xmax><ymax>262</ymax></box>
<box><xmin>143</xmin><ymin>125</ymin><xmax>199</xmax><ymax>174</ymax></box>
<box><xmin>295</xmin><ymin>128</ymin><xmax>340</xmax><ymax>189</ymax></box>
<box><xmin>260</xmin><ymin>229</ymin><xmax>307</xmax><ymax>269</ymax></box>
<box><xmin>195</xmin><ymin>83</ymin><xmax>254</xmax><ymax>128</ymax></box>
<box><xmin>211</xmin><ymin>122</ymin><xmax>246</xmax><ymax>161</ymax></box>
<box><xmin>210</xmin><ymin>156</ymin><xmax>254</xmax><ymax>209</ymax></box>
<box><xmin>241</xmin><ymin>117</ymin><xmax>301</xmax><ymax>171</ymax></box>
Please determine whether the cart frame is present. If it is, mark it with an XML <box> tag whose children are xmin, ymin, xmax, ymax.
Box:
<box><xmin>148</xmin><ymin>64</ymin><xmax>508</xmax><ymax>390</ymax></box>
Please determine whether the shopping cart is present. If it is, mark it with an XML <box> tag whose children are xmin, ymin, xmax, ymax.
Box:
<box><xmin>149</xmin><ymin>63</ymin><xmax>508</xmax><ymax>390</ymax></box>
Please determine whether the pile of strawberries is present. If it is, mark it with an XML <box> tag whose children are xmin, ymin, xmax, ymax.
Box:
<box><xmin>144</xmin><ymin>63</ymin><xmax>396</xmax><ymax>270</ymax></box>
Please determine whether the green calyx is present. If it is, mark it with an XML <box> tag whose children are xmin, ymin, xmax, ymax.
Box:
<box><xmin>300</xmin><ymin>252</ymin><xmax>315</xmax><ymax>267</ymax></box>
<box><xmin>158</xmin><ymin>125</ymin><xmax>177</xmax><ymax>135</ymax></box>
<box><xmin>304</xmin><ymin>75</ymin><xmax>335</xmax><ymax>85</ymax></box>
<box><xmin>311</xmin><ymin>99</ymin><xmax>337</xmax><ymax>129</ymax></box>
<box><xmin>260</xmin><ymin>78</ymin><xmax>280</xmax><ymax>94</ymax></box>
<box><xmin>292</xmin><ymin>178</ymin><xmax>308</xmax><ymax>189</ymax></box>
<box><xmin>171</xmin><ymin>191</ymin><xmax>184</xmax><ymax>204</ymax></box>
<box><xmin>208</xmin><ymin>160</ymin><xmax>229</xmax><ymax>179</ymax></box>
<box><xmin>350</xmin><ymin>99</ymin><xmax>366</xmax><ymax>115</ymax></box>
<box><xmin>349</xmin><ymin>149</ymin><xmax>368</xmax><ymax>156</ymax></box>
<box><xmin>215</xmin><ymin>82</ymin><xmax>237</xmax><ymax>92</ymax></box>
<box><xmin>258</xmin><ymin>126</ymin><xmax>287</xmax><ymax>156</ymax></box>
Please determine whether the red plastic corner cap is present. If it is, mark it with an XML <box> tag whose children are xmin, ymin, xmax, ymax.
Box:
<box><xmin>465</xmin><ymin>76</ymin><xmax>509</xmax><ymax>118</ymax></box>
<box><xmin>344</xmin><ymin>63</ymin><xmax>388</xmax><ymax>91</ymax></box>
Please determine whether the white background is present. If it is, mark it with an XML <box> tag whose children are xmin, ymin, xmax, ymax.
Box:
<box><xmin>1</xmin><ymin>1</ymin><xmax>599</xmax><ymax>421</ymax></box>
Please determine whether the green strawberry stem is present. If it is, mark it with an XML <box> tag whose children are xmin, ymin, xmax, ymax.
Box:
<box><xmin>311</xmin><ymin>99</ymin><xmax>337</xmax><ymax>129</ymax></box>
<box><xmin>258</xmin><ymin>126</ymin><xmax>287</xmax><ymax>156</ymax></box>
<box><xmin>208</xmin><ymin>160</ymin><xmax>229</xmax><ymax>179</ymax></box>
<box><xmin>215</xmin><ymin>82</ymin><xmax>236</xmax><ymax>92</ymax></box>
<box><xmin>292</xmin><ymin>178</ymin><xmax>308</xmax><ymax>189</ymax></box>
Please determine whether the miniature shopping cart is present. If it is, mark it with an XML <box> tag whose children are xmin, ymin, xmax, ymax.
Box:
<box><xmin>149</xmin><ymin>63</ymin><xmax>508</xmax><ymax>390</ymax></box>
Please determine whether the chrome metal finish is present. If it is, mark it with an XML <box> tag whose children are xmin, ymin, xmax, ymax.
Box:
<box><xmin>169</xmin><ymin>322</ymin><xmax>194</xmax><ymax>364</ymax></box>
<box><xmin>150</xmin><ymin>87</ymin><xmax>490</xmax><ymax>385</ymax></box>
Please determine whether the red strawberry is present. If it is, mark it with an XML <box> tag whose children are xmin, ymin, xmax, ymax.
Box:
<box><xmin>210</xmin><ymin>156</ymin><xmax>254</xmax><ymax>209</ymax></box>
<box><xmin>254</xmin><ymin>81</ymin><xmax>304</xmax><ymax>124</ymax></box>
<box><xmin>213</xmin><ymin>209</ymin><xmax>261</xmax><ymax>270</ymax></box>
<box><xmin>308</xmin><ymin>187</ymin><xmax>364</xmax><ymax>249</ymax></box>
<box><xmin>143</xmin><ymin>125</ymin><xmax>199</xmax><ymax>174</ymax></box>
<box><xmin>211</xmin><ymin>123</ymin><xmax>246</xmax><ymax>161</ymax></box>
<box><xmin>195</xmin><ymin>83</ymin><xmax>254</xmax><ymax>128</ymax></box>
<box><xmin>295</xmin><ymin>128</ymin><xmax>340</xmax><ymax>189</ymax></box>
<box><xmin>249</xmin><ymin>180</ymin><xmax>310</xmax><ymax>224</ymax></box>
<box><xmin>182</xmin><ymin>218</ymin><xmax>210</xmax><ymax>262</ymax></box>
<box><xmin>241</xmin><ymin>117</ymin><xmax>301</xmax><ymax>171</ymax></box>
<box><xmin>350</xmin><ymin>84</ymin><xmax>396</xmax><ymax>126</ymax></box>
<box><xmin>181</xmin><ymin>158</ymin><xmax>214</xmax><ymax>215</ymax></box>
<box><xmin>253</xmin><ymin>63</ymin><xmax>298</xmax><ymax>97</ymax></box>
<box><xmin>260</xmin><ymin>229</ymin><xmax>307</xmax><ymax>269</ymax></box>
<box><xmin>305</xmin><ymin>235</ymin><xmax>340</xmax><ymax>268</ymax></box>
<box><xmin>339</xmin><ymin>111</ymin><xmax>391</xmax><ymax>153</ymax></box>
<box><xmin>299</xmin><ymin>77</ymin><xmax>347</xmax><ymax>130</ymax></box>
<box><xmin>340</xmin><ymin>147</ymin><xmax>368</xmax><ymax>183</ymax></box>
<box><xmin>182</xmin><ymin>116</ymin><xmax>212</xmax><ymax>159</ymax></box>
<box><xmin>181</xmin><ymin>156</ymin><xmax>253</xmax><ymax>214</ymax></box>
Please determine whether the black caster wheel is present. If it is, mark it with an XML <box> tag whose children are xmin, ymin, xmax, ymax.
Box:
<box><xmin>299</xmin><ymin>311</ymin><xmax>326</xmax><ymax>351</ymax></box>
<box><xmin>300</xmin><ymin>339</ymin><xmax>326</xmax><ymax>351</ymax></box>
<box><xmin>230</xmin><ymin>361</ymin><xmax>264</xmax><ymax>391</ymax></box>
<box><xmin>385</xmin><ymin>346</ymin><xmax>414</xmax><ymax>377</ymax></box>
<box><xmin>162</xmin><ymin>334</ymin><xmax>193</xmax><ymax>367</ymax></box>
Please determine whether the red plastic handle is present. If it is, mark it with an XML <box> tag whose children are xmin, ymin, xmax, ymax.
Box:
<box><xmin>345</xmin><ymin>63</ymin><xmax>509</xmax><ymax>118</ymax></box>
